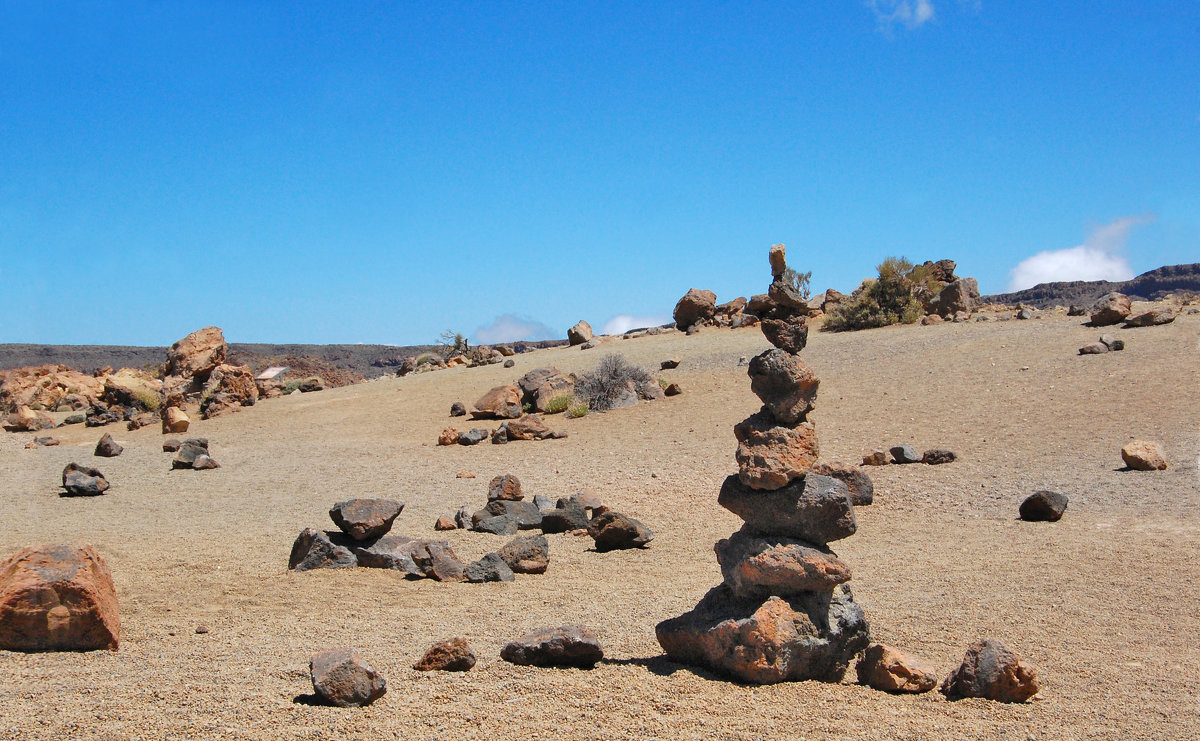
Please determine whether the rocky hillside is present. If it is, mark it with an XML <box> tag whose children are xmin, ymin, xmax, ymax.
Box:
<box><xmin>983</xmin><ymin>263</ymin><xmax>1200</xmax><ymax>309</ymax></box>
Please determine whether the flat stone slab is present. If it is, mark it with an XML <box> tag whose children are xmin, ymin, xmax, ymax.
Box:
<box><xmin>329</xmin><ymin>499</ymin><xmax>405</xmax><ymax>541</ymax></box>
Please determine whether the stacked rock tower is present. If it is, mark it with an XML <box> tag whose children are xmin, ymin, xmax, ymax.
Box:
<box><xmin>656</xmin><ymin>244</ymin><xmax>870</xmax><ymax>684</ymax></box>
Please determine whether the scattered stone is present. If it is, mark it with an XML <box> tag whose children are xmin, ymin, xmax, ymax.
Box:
<box><xmin>346</xmin><ymin>535</ymin><xmax>420</xmax><ymax>575</ymax></box>
<box><xmin>507</xmin><ymin>414</ymin><xmax>556</xmax><ymax>440</ymax></box>
<box><xmin>171</xmin><ymin>439</ymin><xmax>211</xmax><ymax>470</ymax></box>
<box><xmin>1121</xmin><ymin>440</ymin><xmax>1167</xmax><ymax>471</ymax></box>
<box><xmin>1078</xmin><ymin>342</ymin><xmax>1109</xmax><ymax>355</ymax></box>
<box><xmin>533</xmin><ymin>493</ymin><xmax>554</xmax><ymax>512</ymax></box>
<box><xmin>473</xmin><ymin>514</ymin><xmax>520</xmax><ymax>536</ymax></box>
<box><xmin>458</xmin><ymin>429</ymin><xmax>488</xmax><ymax>446</ymax></box>
<box><xmin>61</xmin><ymin>463</ymin><xmax>110</xmax><ymax>497</ymax></box>
<box><xmin>715</xmin><ymin>528</ymin><xmax>851</xmax><ymax>600</ymax></box>
<box><xmin>940</xmin><ymin>638</ymin><xmax>1039</xmax><ymax>703</ymax></box>
<box><xmin>673</xmin><ymin>288</ymin><xmax>718</xmax><ymax>331</ymax></box>
<box><xmin>456</xmin><ymin>471</ymin><xmax>476</xmax><ymax>479</ymax></box>
<box><xmin>454</xmin><ymin>505</ymin><xmax>473</xmax><ymax>529</ymax></box>
<box><xmin>162</xmin><ymin>406</ymin><xmax>190</xmax><ymax>433</ymax></box>
<box><xmin>474</xmin><ymin>499</ymin><xmax>542</xmax><ymax>530</ymax></box>
<box><xmin>0</xmin><ymin>544</ymin><xmax>121</xmax><ymax>652</ymax></box>
<box><xmin>862</xmin><ymin>450</ymin><xmax>888</xmax><ymax>466</ymax></box>
<box><xmin>191</xmin><ymin>454</ymin><xmax>220</xmax><ymax>470</ymax></box>
<box><xmin>298</xmin><ymin>377</ymin><xmax>324</xmax><ymax>393</ymax></box>
<box><xmin>413</xmin><ymin>638</ymin><xmax>476</xmax><ymax>672</ymax></box>
<box><xmin>434</xmin><ymin>515</ymin><xmax>457</xmax><ymax>531</ymax></box>
<box><xmin>810</xmin><ymin>462</ymin><xmax>873</xmax><ymax>506</ymax></box>
<box><xmin>747</xmin><ymin>350</ymin><xmax>819</xmax><ymax>426</ymax></box>
<box><xmin>889</xmin><ymin>444</ymin><xmax>921</xmax><ymax>464</ymax></box>
<box><xmin>195</xmin><ymin>625</ymin><xmax>209</xmax><ymax>634</ymax></box>
<box><xmin>1089</xmin><ymin>292</ymin><xmax>1132</xmax><ymax>326</ymax></box>
<box><xmin>465</xmin><ymin>552</ymin><xmax>515</xmax><ymax>583</ymax></box>
<box><xmin>718</xmin><ymin>474</ymin><xmax>855</xmax><ymax>545</ymax></box>
<box><xmin>1124</xmin><ymin>308</ymin><xmax>1175</xmax><ymax>327</ymax></box>
<box><xmin>500</xmin><ymin>625</ymin><xmax>603</xmax><ymax>668</ymax></box>
<box><xmin>733</xmin><ymin>411</ymin><xmax>818</xmax><ymax>490</ymax></box>
<box><xmin>471</xmin><ymin>385</ymin><xmax>522</xmax><ymax>419</ymax></box>
<box><xmin>93</xmin><ymin>433</ymin><xmax>123</xmax><ymax>458</ymax></box>
<box><xmin>1019</xmin><ymin>490</ymin><xmax>1069</xmax><ymax>522</ymax></box>
<box><xmin>288</xmin><ymin>529</ymin><xmax>357</xmax><ymax>571</ymax></box>
<box><xmin>62</xmin><ymin>414</ymin><xmax>86</xmax><ymax>426</ymax></box>
<box><xmin>567</xmin><ymin>320</ymin><xmax>594</xmax><ymax>346</ymax></box>
<box><xmin>329</xmin><ymin>499</ymin><xmax>405</xmax><ymax>541</ymax></box>
<box><xmin>540</xmin><ymin>498</ymin><xmax>590</xmax><ymax>533</ymax></box>
<box><xmin>3</xmin><ymin>405</ymin><xmax>55</xmax><ymax>432</ymax></box>
<box><xmin>488</xmin><ymin>474</ymin><xmax>523</xmax><ymax>501</ymax></box>
<box><xmin>922</xmin><ymin>449</ymin><xmax>956</xmax><ymax>465</ymax></box>
<box><xmin>856</xmin><ymin>643</ymin><xmax>938</xmax><ymax>694</ymax></box>
<box><xmin>438</xmin><ymin>428</ymin><xmax>459</xmax><ymax>446</ymax></box>
<box><xmin>162</xmin><ymin>439</ymin><xmax>182</xmax><ymax>452</ymax></box>
<box><xmin>33</xmin><ymin>436</ymin><xmax>60</xmax><ymax>447</ymax></box>
<box><xmin>663</xmin><ymin>382</ymin><xmax>682</xmax><ymax>396</ymax></box>
<box><xmin>1015</xmin><ymin>308</ymin><xmax>1033</xmax><ymax>320</ymax></box>
<box><xmin>587</xmin><ymin>511</ymin><xmax>654</xmax><ymax>551</ymax></box>
<box><xmin>1067</xmin><ymin>304</ymin><xmax>1088</xmax><ymax>316</ymax></box>
<box><xmin>580</xmin><ymin>340</ymin><xmax>597</xmax><ymax>350</ymax></box>
<box><xmin>1098</xmin><ymin>334</ymin><xmax>1124</xmax><ymax>351</ymax></box>
<box><xmin>497</xmin><ymin>534</ymin><xmax>550</xmax><ymax>574</ymax></box>
<box><xmin>503</xmin><ymin>359</ymin><xmax>515</xmax><ymax>368</ymax></box>
<box><xmin>921</xmin><ymin>314</ymin><xmax>943</xmax><ymax>326</ymax></box>
<box><xmin>656</xmin><ymin>584</ymin><xmax>869</xmax><ymax>684</ymax></box>
<box><xmin>660</xmin><ymin>357</ymin><xmax>681</xmax><ymax>370</ymax></box>
<box><xmin>309</xmin><ymin>647</ymin><xmax>387</xmax><ymax>707</ymax></box>
<box><xmin>449</xmin><ymin>402</ymin><xmax>467</xmax><ymax>417</ymax></box>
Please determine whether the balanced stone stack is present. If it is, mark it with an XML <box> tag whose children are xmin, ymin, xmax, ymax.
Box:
<box><xmin>656</xmin><ymin>244</ymin><xmax>870</xmax><ymax>684</ymax></box>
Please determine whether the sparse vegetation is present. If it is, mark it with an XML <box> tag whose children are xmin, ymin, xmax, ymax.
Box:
<box><xmin>567</xmin><ymin>400</ymin><xmax>590</xmax><ymax>418</ymax></box>
<box><xmin>574</xmin><ymin>354</ymin><xmax>653</xmax><ymax>412</ymax></box>
<box><xmin>824</xmin><ymin>256</ymin><xmax>924</xmax><ymax>332</ymax></box>
<box><xmin>437</xmin><ymin>329</ymin><xmax>469</xmax><ymax>358</ymax></box>
<box><xmin>545</xmin><ymin>395</ymin><xmax>572</xmax><ymax>414</ymax></box>
<box><xmin>415</xmin><ymin>353</ymin><xmax>439</xmax><ymax>366</ymax></box>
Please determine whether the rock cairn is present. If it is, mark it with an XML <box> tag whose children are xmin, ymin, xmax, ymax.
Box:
<box><xmin>656</xmin><ymin>244</ymin><xmax>870</xmax><ymax>684</ymax></box>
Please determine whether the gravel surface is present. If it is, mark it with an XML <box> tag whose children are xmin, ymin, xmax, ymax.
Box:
<box><xmin>1</xmin><ymin>307</ymin><xmax>1197</xmax><ymax>740</ymax></box>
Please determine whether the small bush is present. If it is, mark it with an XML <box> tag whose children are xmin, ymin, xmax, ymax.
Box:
<box><xmin>545</xmin><ymin>395</ymin><xmax>572</xmax><ymax>414</ymax></box>
<box><xmin>415</xmin><ymin>353</ymin><xmax>438</xmax><ymax>366</ymax></box>
<box><xmin>824</xmin><ymin>256</ymin><xmax>923</xmax><ymax>332</ymax></box>
<box><xmin>567</xmin><ymin>400</ymin><xmax>590</xmax><ymax>418</ymax></box>
<box><xmin>574</xmin><ymin>354</ymin><xmax>653</xmax><ymax>412</ymax></box>
<box><xmin>282</xmin><ymin>380</ymin><xmax>303</xmax><ymax>394</ymax></box>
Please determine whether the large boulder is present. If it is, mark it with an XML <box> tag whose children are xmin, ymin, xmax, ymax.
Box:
<box><xmin>940</xmin><ymin>639</ymin><xmax>1039</xmax><ymax>703</ymax></box>
<box><xmin>199</xmin><ymin>364</ymin><xmax>259</xmax><ymax>419</ymax></box>
<box><xmin>734</xmin><ymin>411</ymin><xmax>819</xmax><ymax>490</ymax></box>
<box><xmin>470</xmin><ymin>385</ymin><xmax>522</xmax><ymax>419</ymax></box>
<box><xmin>931</xmin><ymin>278</ymin><xmax>976</xmax><ymax>318</ymax></box>
<box><xmin>165</xmin><ymin>326</ymin><xmax>227</xmax><ymax>382</ymax></box>
<box><xmin>567</xmin><ymin>320</ymin><xmax>594</xmax><ymax>346</ymax></box>
<box><xmin>309</xmin><ymin>647</ymin><xmax>387</xmax><ymax>707</ymax></box>
<box><xmin>673</xmin><ymin>288</ymin><xmax>718</xmax><ymax>330</ymax></box>
<box><xmin>0</xmin><ymin>544</ymin><xmax>121</xmax><ymax>651</ymax></box>
<box><xmin>3</xmin><ymin>406</ymin><xmax>55</xmax><ymax>432</ymax></box>
<box><xmin>715</xmin><ymin>528</ymin><xmax>851</xmax><ymax>600</ymax></box>
<box><xmin>856</xmin><ymin>642</ymin><xmax>938</xmax><ymax>694</ymax></box>
<box><xmin>1089</xmin><ymin>292</ymin><xmax>1132</xmax><ymax>326</ymax></box>
<box><xmin>1124</xmin><ymin>308</ymin><xmax>1175</xmax><ymax>327</ymax></box>
<box><xmin>586</xmin><ymin>511</ymin><xmax>654</xmax><ymax>551</ymax></box>
<box><xmin>747</xmin><ymin>350</ymin><xmax>819</xmax><ymax>425</ymax></box>
<box><xmin>718</xmin><ymin>474</ymin><xmax>855</xmax><ymax>545</ymax></box>
<box><xmin>288</xmin><ymin>529</ymin><xmax>357</xmax><ymax>571</ymax></box>
<box><xmin>61</xmin><ymin>463</ymin><xmax>110</xmax><ymax>497</ymax></box>
<box><xmin>500</xmin><ymin>625</ymin><xmax>603</xmax><ymax>668</ymax></box>
<box><xmin>655</xmin><ymin>584</ymin><xmax>869</xmax><ymax>684</ymax></box>
<box><xmin>329</xmin><ymin>499</ymin><xmax>405</xmax><ymax>541</ymax></box>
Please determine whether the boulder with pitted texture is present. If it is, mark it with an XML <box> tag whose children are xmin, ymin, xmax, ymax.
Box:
<box><xmin>0</xmin><ymin>544</ymin><xmax>121</xmax><ymax>651</ymax></box>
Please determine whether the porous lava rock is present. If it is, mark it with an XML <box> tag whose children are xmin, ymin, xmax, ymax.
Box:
<box><xmin>500</xmin><ymin>625</ymin><xmax>603</xmax><ymax>668</ymax></box>
<box><xmin>288</xmin><ymin>529</ymin><xmax>357</xmax><ymax>571</ymax></box>
<box><xmin>0</xmin><ymin>544</ymin><xmax>121</xmax><ymax>652</ymax></box>
<box><xmin>718</xmin><ymin>474</ymin><xmax>856</xmax><ymax>545</ymax></box>
<box><xmin>309</xmin><ymin>647</ymin><xmax>386</xmax><ymax>707</ymax></box>
<box><xmin>856</xmin><ymin>642</ymin><xmax>938</xmax><ymax>694</ymax></box>
<box><xmin>586</xmin><ymin>511</ymin><xmax>654</xmax><ymax>552</ymax></box>
<box><xmin>497</xmin><ymin>534</ymin><xmax>550</xmax><ymax>574</ymax></box>
<box><xmin>329</xmin><ymin>499</ymin><xmax>405</xmax><ymax>541</ymax></box>
<box><xmin>733</xmin><ymin>412</ymin><xmax>818</xmax><ymax>490</ymax></box>
<box><xmin>414</xmin><ymin>638</ymin><xmax>476</xmax><ymax>672</ymax></box>
<box><xmin>940</xmin><ymin>639</ymin><xmax>1039</xmax><ymax>703</ymax></box>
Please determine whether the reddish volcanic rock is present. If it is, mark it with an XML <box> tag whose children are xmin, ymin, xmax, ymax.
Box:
<box><xmin>0</xmin><ymin>544</ymin><xmax>120</xmax><ymax>652</ymax></box>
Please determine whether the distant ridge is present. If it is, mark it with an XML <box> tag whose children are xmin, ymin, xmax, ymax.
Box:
<box><xmin>983</xmin><ymin>263</ymin><xmax>1200</xmax><ymax>309</ymax></box>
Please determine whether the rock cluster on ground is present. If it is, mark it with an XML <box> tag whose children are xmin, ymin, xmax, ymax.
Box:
<box><xmin>0</xmin><ymin>544</ymin><xmax>121</xmax><ymax>651</ymax></box>
<box><xmin>656</xmin><ymin>244</ymin><xmax>871</xmax><ymax>684</ymax></box>
<box><xmin>170</xmin><ymin>438</ymin><xmax>219</xmax><ymax>470</ymax></box>
<box><xmin>1079</xmin><ymin>334</ymin><xmax>1125</xmax><ymax>355</ymax></box>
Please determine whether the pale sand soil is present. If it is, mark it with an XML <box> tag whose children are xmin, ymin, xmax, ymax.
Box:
<box><xmin>1</xmin><ymin>308</ymin><xmax>1197</xmax><ymax>740</ymax></box>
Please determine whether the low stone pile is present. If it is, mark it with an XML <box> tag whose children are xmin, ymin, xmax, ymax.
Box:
<box><xmin>169</xmin><ymin>438</ymin><xmax>220</xmax><ymax>470</ymax></box>
<box><xmin>1079</xmin><ymin>334</ymin><xmax>1125</xmax><ymax>355</ymax></box>
<box><xmin>862</xmin><ymin>445</ymin><xmax>956</xmax><ymax>466</ymax></box>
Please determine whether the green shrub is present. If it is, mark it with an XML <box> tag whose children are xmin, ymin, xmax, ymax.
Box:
<box><xmin>415</xmin><ymin>353</ymin><xmax>438</xmax><ymax>366</ymax></box>
<box><xmin>545</xmin><ymin>395</ymin><xmax>572</xmax><ymax>414</ymax></box>
<box><xmin>574</xmin><ymin>354</ymin><xmax>653</xmax><ymax>412</ymax></box>
<box><xmin>282</xmin><ymin>380</ymin><xmax>303</xmax><ymax>394</ymax></box>
<box><xmin>567</xmin><ymin>400</ymin><xmax>590</xmax><ymax>418</ymax></box>
<box><xmin>824</xmin><ymin>256</ymin><xmax>924</xmax><ymax>332</ymax></box>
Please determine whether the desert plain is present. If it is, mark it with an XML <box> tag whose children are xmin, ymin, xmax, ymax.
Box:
<box><xmin>0</xmin><ymin>307</ymin><xmax>1196</xmax><ymax>740</ymax></box>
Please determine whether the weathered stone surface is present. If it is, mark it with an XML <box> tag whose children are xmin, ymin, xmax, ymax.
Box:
<box><xmin>673</xmin><ymin>288</ymin><xmax>718</xmax><ymax>330</ymax></box>
<box><xmin>862</xmin><ymin>450</ymin><xmax>888</xmax><ymax>466</ymax></box>
<box><xmin>351</xmin><ymin>535</ymin><xmax>421</xmax><ymax>576</ymax></box>
<box><xmin>172</xmin><ymin>440</ymin><xmax>211</xmax><ymax>469</ymax></box>
<box><xmin>734</xmin><ymin>411</ymin><xmax>819</xmax><ymax>490</ymax></box>
<box><xmin>310</xmin><ymin>647</ymin><xmax>386</xmax><ymax>707</ymax></box>
<box><xmin>298</xmin><ymin>377</ymin><xmax>324</xmax><ymax>393</ymax></box>
<box><xmin>586</xmin><ymin>511</ymin><xmax>654</xmax><ymax>552</ymax></box>
<box><xmin>1078</xmin><ymin>341</ymin><xmax>1110</xmax><ymax>355</ymax></box>
<box><xmin>191</xmin><ymin>454</ymin><xmax>220</xmax><ymax>470</ymax></box>
<box><xmin>932</xmin><ymin>278</ymin><xmax>975</xmax><ymax>318</ymax></box>
<box><xmin>941</xmin><ymin>639</ymin><xmax>1039</xmax><ymax>703</ymax></box>
<box><xmin>3</xmin><ymin>406</ymin><xmax>55</xmax><ymax>432</ymax></box>
<box><xmin>810</xmin><ymin>462</ymin><xmax>873</xmax><ymax>506</ymax></box>
<box><xmin>715</xmin><ymin>528</ymin><xmax>851</xmax><ymax>600</ymax></box>
<box><xmin>1124</xmin><ymin>308</ymin><xmax>1175</xmax><ymax>327</ymax></box>
<box><xmin>663</xmin><ymin>382</ymin><xmax>682</xmax><ymax>396</ymax></box>
<box><xmin>922</xmin><ymin>449</ymin><xmax>956</xmax><ymax>465</ymax></box>
<box><xmin>567</xmin><ymin>320</ymin><xmax>594</xmax><ymax>346</ymax></box>
<box><xmin>474</xmin><ymin>499</ymin><xmax>542</xmax><ymax>530</ymax></box>
<box><xmin>93</xmin><ymin>433</ymin><xmax>123</xmax><ymax>458</ymax></box>
<box><xmin>760</xmin><ymin>317</ymin><xmax>809</xmax><ymax>354</ymax></box>
<box><xmin>637</xmin><ymin>380</ymin><xmax>666</xmax><ymax>402</ymax></box>
<box><xmin>655</xmin><ymin>584</ymin><xmax>869</xmax><ymax>684</ymax></box>
<box><xmin>434</xmin><ymin>515</ymin><xmax>457</xmax><ymax>531</ymax></box>
<box><xmin>161</xmin><ymin>406</ymin><xmax>189</xmax><ymax>433</ymax></box>
<box><xmin>718</xmin><ymin>474</ymin><xmax>856</xmax><ymax>545</ymax></box>
<box><xmin>471</xmin><ymin>385</ymin><xmax>522</xmax><ymax>419</ymax></box>
<box><xmin>921</xmin><ymin>313</ymin><xmax>944</xmax><ymax>325</ymax></box>
<box><xmin>413</xmin><ymin>637</ymin><xmax>476</xmax><ymax>672</ymax></box>
<box><xmin>1121</xmin><ymin>440</ymin><xmax>1167</xmax><ymax>471</ymax></box>
<box><xmin>489</xmin><ymin>472</ymin><xmax>523</xmax><ymax>501</ymax></box>
<box><xmin>458</xmin><ymin>428</ymin><xmax>488</xmax><ymax>445</ymax></box>
<box><xmin>329</xmin><ymin>499</ymin><xmax>405</xmax><ymax>541</ymax></box>
<box><xmin>437</xmin><ymin>428</ymin><xmax>459</xmax><ymax>446</ymax></box>
<box><xmin>162</xmin><ymin>438</ymin><xmax>182</xmax><ymax>452</ymax></box>
<box><xmin>165</xmin><ymin>326</ymin><xmax>227</xmax><ymax>382</ymax></box>
<box><xmin>1098</xmin><ymin>334</ymin><xmax>1124</xmax><ymax>351</ymax></box>
<box><xmin>449</xmin><ymin>401</ymin><xmax>467</xmax><ymax>417</ymax></box>
<box><xmin>500</xmin><ymin>625</ymin><xmax>603</xmax><ymax>668</ymax></box>
<box><xmin>288</xmin><ymin>529</ymin><xmax>357</xmax><ymax>571</ymax></box>
<box><xmin>889</xmin><ymin>444</ymin><xmax>921</xmax><ymax>464</ymax></box>
<box><xmin>1019</xmin><ymin>490</ymin><xmax>1069</xmax><ymax>522</ymax></box>
<box><xmin>540</xmin><ymin>498</ymin><xmax>590</xmax><ymax>533</ymax></box>
<box><xmin>473</xmin><ymin>514</ymin><xmax>519</xmax><ymax>536</ymax></box>
<box><xmin>454</xmin><ymin>504</ymin><xmax>473</xmax><ymax>530</ymax></box>
<box><xmin>465</xmin><ymin>552</ymin><xmax>515</xmax><ymax>582</ymax></box>
<box><xmin>199</xmin><ymin>364</ymin><xmax>259</xmax><ymax>419</ymax></box>
<box><xmin>660</xmin><ymin>357</ymin><xmax>681</xmax><ymax>370</ymax></box>
<box><xmin>497</xmin><ymin>534</ymin><xmax>550</xmax><ymax>574</ymax></box>
<box><xmin>0</xmin><ymin>544</ymin><xmax>121</xmax><ymax>652</ymax></box>
<box><xmin>0</xmin><ymin>365</ymin><xmax>104</xmax><ymax>416</ymax></box>
<box><xmin>856</xmin><ymin>642</ymin><xmax>938</xmax><ymax>693</ymax></box>
<box><xmin>33</xmin><ymin>436</ymin><xmax>59</xmax><ymax>447</ymax></box>
<box><xmin>1089</xmin><ymin>292</ymin><xmax>1132</xmax><ymax>326</ymax></box>
<box><xmin>61</xmin><ymin>463</ymin><xmax>110</xmax><ymax>497</ymax></box>
<box><xmin>424</xmin><ymin>541</ymin><xmax>468</xmax><ymax>582</ymax></box>
<box><xmin>748</xmin><ymin>350</ymin><xmax>819</xmax><ymax>426</ymax></box>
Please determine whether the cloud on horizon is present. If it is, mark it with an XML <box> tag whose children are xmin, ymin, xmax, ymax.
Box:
<box><xmin>601</xmin><ymin>313</ymin><xmax>673</xmax><ymax>336</ymax></box>
<box><xmin>868</xmin><ymin>0</ymin><xmax>935</xmax><ymax>31</ymax></box>
<box><xmin>473</xmin><ymin>314</ymin><xmax>559</xmax><ymax>344</ymax></box>
<box><xmin>1007</xmin><ymin>215</ymin><xmax>1154</xmax><ymax>292</ymax></box>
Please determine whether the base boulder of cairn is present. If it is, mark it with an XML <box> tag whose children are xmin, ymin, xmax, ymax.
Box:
<box><xmin>0</xmin><ymin>544</ymin><xmax>121</xmax><ymax>652</ymax></box>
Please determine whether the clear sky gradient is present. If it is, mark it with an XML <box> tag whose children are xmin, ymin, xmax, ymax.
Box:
<box><xmin>2</xmin><ymin>2</ymin><xmax>1196</xmax><ymax>345</ymax></box>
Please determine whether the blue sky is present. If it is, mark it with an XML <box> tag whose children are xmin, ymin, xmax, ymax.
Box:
<box><xmin>1</xmin><ymin>2</ymin><xmax>1196</xmax><ymax>345</ymax></box>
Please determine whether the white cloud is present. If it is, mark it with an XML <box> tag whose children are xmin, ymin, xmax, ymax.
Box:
<box><xmin>1007</xmin><ymin>215</ymin><xmax>1154</xmax><ymax>291</ymax></box>
<box><xmin>601</xmin><ymin>314</ymin><xmax>672</xmax><ymax>336</ymax></box>
<box><xmin>472</xmin><ymin>314</ymin><xmax>558</xmax><ymax>344</ymax></box>
<box><xmin>869</xmin><ymin>0</ymin><xmax>935</xmax><ymax>31</ymax></box>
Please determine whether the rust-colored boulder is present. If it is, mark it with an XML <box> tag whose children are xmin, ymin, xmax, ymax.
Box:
<box><xmin>3</xmin><ymin>405</ymin><xmax>55</xmax><ymax>432</ymax></box>
<box><xmin>941</xmin><ymin>639</ymin><xmax>1039</xmax><ymax>703</ymax></box>
<box><xmin>1089</xmin><ymin>292</ymin><xmax>1132</xmax><ymax>326</ymax></box>
<box><xmin>471</xmin><ymin>385</ymin><xmax>522</xmax><ymax>419</ymax></box>
<box><xmin>856</xmin><ymin>642</ymin><xmax>938</xmax><ymax>693</ymax></box>
<box><xmin>734</xmin><ymin>411</ymin><xmax>819</xmax><ymax>490</ymax></box>
<box><xmin>501</xmin><ymin>625</ymin><xmax>603</xmax><ymax>668</ymax></box>
<box><xmin>413</xmin><ymin>637</ymin><xmax>476</xmax><ymax>672</ymax></box>
<box><xmin>199</xmin><ymin>364</ymin><xmax>258</xmax><ymax>419</ymax></box>
<box><xmin>497</xmin><ymin>534</ymin><xmax>550</xmax><ymax>574</ymax></box>
<box><xmin>718</xmin><ymin>474</ymin><xmax>856</xmax><ymax>545</ymax></box>
<box><xmin>434</xmin><ymin>515</ymin><xmax>457</xmax><ymax>531</ymax></box>
<box><xmin>715</xmin><ymin>528</ymin><xmax>851</xmax><ymax>600</ymax></box>
<box><xmin>567</xmin><ymin>320</ymin><xmax>594</xmax><ymax>346</ymax></box>
<box><xmin>673</xmin><ymin>288</ymin><xmax>718</xmax><ymax>330</ymax></box>
<box><xmin>1121</xmin><ymin>440</ymin><xmax>1167</xmax><ymax>471</ymax></box>
<box><xmin>165</xmin><ymin>326</ymin><xmax>226</xmax><ymax>381</ymax></box>
<box><xmin>309</xmin><ymin>647</ymin><xmax>386</xmax><ymax>707</ymax></box>
<box><xmin>747</xmin><ymin>350</ymin><xmax>819</xmax><ymax>425</ymax></box>
<box><xmin>1124</xmin><ymin>308</ymin><xmax>1176</xmax><ymax>327</ymax></box>
<box><xmin>0</xmin><ymin>544</ymin><xmax>120</xmax><ymax>651</ymax></box>
<box><xmin>810</xmin><ymin>461</ymin><xmax>873</xmax><ymax>506</ymax></box>
<box><xmin>655</xmin><ymin>584</ymin><xmax>869</xmax><ymax>684</ymax></box>
<box><xmin>437</xmin><ymin>428</ymin><xmax>458</xmax><ymax>446</ymax></box>
<box><xmin>161</xmin><ymin>406</ymin><xmax>190</xmax><ymax>434</ymax></box>
<box><xmin>488</xmin><ymin>474</ymin><xmax>523</xmax><ymax>501</ymax></box>
<box><xmin>329</xmin><ymin>499</ymin><xmax>405</xmax><ymax>541</ymax></box>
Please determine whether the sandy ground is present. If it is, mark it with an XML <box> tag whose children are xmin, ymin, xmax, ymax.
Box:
<box><xmin>1</xmin><ymin>307</ymin><xmax>1197</xmax><ymax>740</ymax></box>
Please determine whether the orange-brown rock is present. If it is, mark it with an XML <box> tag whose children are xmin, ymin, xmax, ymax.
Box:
<box><xmin>437</xmin><ymin>428</ymin><xmax>459</xmax><ymax>446</ymax></box>
<box><xmin>161</xmin><ymin>406</ymin><xmax>190</xmax><ymax>434</ymax></box>
<box><xmin>1121</xmin><ymin>440</ymin><xmax>1167</xmax><ymax>471</ymax></box>
<box><xmin>673</xmin><ymin>288</ymin><xmax>718</xmax><ymax>330</ymax></box>
<box><xmin>941</xmin><ymin>638</ymin><xmax>1039</xmax><ymax>702</ymax></box>
<box><xmin>413</xmin><ymin>637</ymin><xmax>476</xmax><ymax>672</ymax></box>
<box><xmin>0</xmin><ymin>365</ymin><xmax>105</xmax><ymax>414</ymax></box>
<box><xmin>1124</xmin><ymin>308</ymin><xmax>1176</xmax><ymax>327</ymax></box>
<box><xmin>715</xmin><ymin>528</ymin><xmax>851</xmax><ymax>599</ymax></box>
<box><xmin>507</xmin><ymin>414</ymin><xmax>557</xmax><ymax>440</ymax></box>
<box><xmin>309</xmin><ymin>647</ymin><xmax>386</xmax><ymax>707</ymax></box>
<box><xmin>165</xmin><ymin>326</ymin><xmax>227</xmax><ymax>381</ymax></box>
<box><xmin>199</xmin><ymin>364</ymin><xmax>259</xmax><ymax>419</ymax></box>
<box><xmin>856</xmin><ymin>642</ymin><xmax>938</xmax><ymax>693</ymax></box>
<box><xmin>470</xmin><ymin>385</ymin><xmax>522</xmax><ymax>419</ymax></box>
<box><xmin>488</xmin><ymin>473</ymin><xmax>523</xmax><ymax>501</ymax></box>
<box><xmin>747</xmin><ymin>349</ymin><xmax>819</xmax><ymax>425</ymax></box>
<box><xmin>0</xmin><ymin>544</ymin><xmax>120</xmax><ymax>651</ymax></box>
<box><xmin>1089</xmin><ymin>292</ymin><xmax>1132</xmax><ymax>326</ymax></box>
<box><xmin>862</xmin><ymin>450</ymin><xmax>888</xmax><ymax>466</ymax></box>
<box><xmin>3</xmin><ymin>405</ymin><xmax>55</xmax><ymax>432</ymax></box>
<box><xmin>734</xmin><ymin>411</ymin><xmax>818</xmax><ymax>490</ymax></box>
